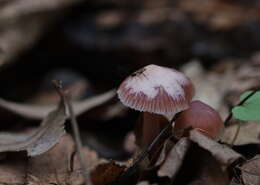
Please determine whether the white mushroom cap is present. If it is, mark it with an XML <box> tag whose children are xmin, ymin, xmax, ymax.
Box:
<box><xmin>117</xmin><ymin>64</ymin><xmax>195</xmax><ymax>116</ymax></box>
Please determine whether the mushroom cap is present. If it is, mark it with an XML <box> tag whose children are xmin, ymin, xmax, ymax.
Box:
<box><xmin>117</xmin><ymin>64</ymin><xmax>195</xmax><ymax>115</ymax></box>
<box><xmin>175</xmin><ymin>100</ymin><xmax>224</xmax><ymax>139</ymax></box>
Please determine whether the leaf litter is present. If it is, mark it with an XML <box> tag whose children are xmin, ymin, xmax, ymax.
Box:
<box><xmin>0</xmin><ymin>87</ymin><xmax>67</xmax><ymax>156</ymax></box>
<box><xmin>239</xmin><ymin>155</ymin><xmax>260</xmax><ymax>185</ymax></box>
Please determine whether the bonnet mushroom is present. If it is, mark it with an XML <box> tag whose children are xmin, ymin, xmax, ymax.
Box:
<box><xmin>117</xmin><ymin>64</ymin><xmax>195</xmax><ymax>146</ymax></box>
<box><xmin>175</xmin><ymin>100</ymin><xmax>224</xmax><ymax>139</ymax></box>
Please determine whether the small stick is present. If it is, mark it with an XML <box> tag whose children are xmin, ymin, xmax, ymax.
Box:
<box><xmin>53</xmin><ymin>80</ymin><xmax>92</xmax><ymax>185</ymax></box>
<box><xmin>224</xmin><ymin>90</ymin><xmax>257</xmax><ymax>126</ymax></box>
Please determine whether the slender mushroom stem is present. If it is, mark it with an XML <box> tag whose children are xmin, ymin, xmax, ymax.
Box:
<box><xmin>53</xmin><ymin>80</ymin><xmax>92</xmax><ymax>185</ymax></box>
<box><xmin>111</xmin><ymin>116</ymin><xmax>178</xmax><ymax>185</ymax></box>
<box><xmin>224</xmin><ymin>90</ymin><xmax>257</xmax><ymax>126</ymax></box>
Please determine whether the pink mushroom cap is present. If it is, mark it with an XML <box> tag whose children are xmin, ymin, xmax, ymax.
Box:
<box><xmin>117</xmin><ymin>64</ymin><xmax>195</xmax><ymax>116</ymax></box>
<box><xmin>175</xmin><ymin>100</ymin><xmax>224</xmax><ymax>139</ymax></box>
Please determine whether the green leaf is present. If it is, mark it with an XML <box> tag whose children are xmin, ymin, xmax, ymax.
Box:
<box><xmin>232</xmin><ymin>91</ymin><xmax>260</xmax><ymax>121</ymax></box>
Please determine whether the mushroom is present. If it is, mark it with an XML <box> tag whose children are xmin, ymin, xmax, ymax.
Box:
<box><xmin>117</xmin><ymin>64</ymin><xmax>195</xmax><ymax>147</ymax></box>
<box><xmin>175</xmin><ymin>100</ymin><xmax>224</xmax><ymax>139</ymax></box>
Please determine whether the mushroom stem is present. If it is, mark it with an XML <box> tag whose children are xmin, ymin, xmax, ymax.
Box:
<box><xmin>136</xmin><ymin>112</ymin><xmax>169</xmax><ymax>148</ymax></box>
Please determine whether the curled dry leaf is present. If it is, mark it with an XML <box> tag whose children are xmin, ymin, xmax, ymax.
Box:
<box><xmin>240</xmin><ymin>155</ymin><xmax>260</xmax><ymax>185</ymax></box>
<box><xmin>189</xmin><ymin>129</ymin><xmax>242</xmax><ymax>166</ymax></box>
<box><xmin>0</xmin><ymin>91</ymin><xmax>67</xmax><ymax>156</ymax></box>
<box><xmin>157</xmin><ymin>138</ymin><xmax>191</xmax><ymax>178</ymax></box>
<box><xmin>0</xmin><ymin>89</ymin><xmax>115</xmax><ymax>120</ymax></box>
<box><xmin>221</xmin><ymin>122</ymin><xmax>260</xmax><ymax>145</ymax></box>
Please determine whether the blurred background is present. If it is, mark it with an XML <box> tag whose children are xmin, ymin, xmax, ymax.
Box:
<box><xmin>0</xmin><ymin>0</ymin><xmax>260</xmax><ymax>159</ymax></box>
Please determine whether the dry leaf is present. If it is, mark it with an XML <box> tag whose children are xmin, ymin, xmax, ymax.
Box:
<box><xmin>240</xmin><ymin>155</ymin><xmax>260</xmax><ymax>185</ymax></box>
<box><xmin>0</xmin><ymin>89</ymin><xmax>115</xmax><ymax>119</ymax></box>
<box><xmin>189</xmin><ymin>129</ymin><xmax>242</xmax><ymax>165</ymax></box>
<box><xmin>0</xmin><ymin>153</ymin><xmax>26</xmax><ymax>185</ymax></box>
<box><xmin>27</xmin><ymin>134</ymin><xmax>101</xmax><ymax>185</ymax></box>
<box><xmin>157</xmin><ymin>138</ymin><xmax>191</xmax><ymax>178</ymax></box>
<box><xmin>27</xmin><ymin>134</ymin><xmax>75</xmax><ymax>185</ymax></box>
<box><xmin>0</xmin><ymin>92</ymin><xmax>67</xmax><ymax>156</ymax></box>
<box><xmin>91</xmin><ymin>161</ymin><xmax>126</xmax><ymax>185</ymax></box>
<box><xmin>221</xmin><ymin>122</ymin><xmax>260</xmax><ymax>145</ymax></box>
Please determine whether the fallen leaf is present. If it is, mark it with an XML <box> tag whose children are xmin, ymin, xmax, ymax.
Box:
<box><xmin>27</xmin><ymin>134</ymin><xmax>101</xmax><ymax>185</ymax></box>
<box><xmin>240</xmin><ymin>155</ymin><xmax>260</xmax><ymax>185</ymax></box>
<box><xmin>26</xmin><ymin>134</ymin><xmax>75</xmax><ymax>185</ymax></box>
<box><xmin>157</xmin><ymin>138</ymin><xmax>191</xmax><ymax>178</ymax></box>
<box><xmin>0</xmin><ymin>153</ymin><xmax>27</xmax><ymax>185</ymax></box>
<box><xmin>189</xmin><ymin>129</ymin><xmax>242</xmax><ymax>165</ymax></box>
<box><xmin>0</xmin><ymin>89</ymin><xmax>115</xmax><ymax>119</ymax></box>
<box><xmin>221</xmin><ymin>122</ymin><xmax>260</xmax><ymax>145</ymax></box>
<box><xmin>0</xmin><ymin>91</ymin><xmax>67</xmax><ymax>156</ymax></box>
<box><xmin>91</xmin><ymin>161</ymin><xmax>126</xmax><ymax>185</ymax></box>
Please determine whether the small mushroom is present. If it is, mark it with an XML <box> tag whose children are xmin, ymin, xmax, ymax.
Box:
<box><xmin>117</xmin><ymin>64</ymin><xmax>195</xmax><ymax>147</ymax></box>
<box><xmin>175</xmin><ymin>100</ymin><xmax>224</xmax><ymax>139</ymax></box>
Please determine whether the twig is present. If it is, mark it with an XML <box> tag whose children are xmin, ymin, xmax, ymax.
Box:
<box><xmin>53</xmin><ymin>80</ymin><xmax>92</xmax><ymax>185</ymax></box>
<box><xmin>224</xmin><ymin>90</ymin><xmax>257</xmax><ymax>126</ymax></box>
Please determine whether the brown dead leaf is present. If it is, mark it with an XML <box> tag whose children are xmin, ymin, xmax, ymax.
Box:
<box><xmin>26</xmin><ymin>134</ymin><xmax>75</xmax><ymax>185</ymax></box>
<box><xmin>157</xmin><ymin>138</ymin><xmax>191</xmax><ymax>178</ymax></box>
<box><xmin>91</xmin><ymin>161</ymin><xmax>126</xmax><ymax>185</ymax></box>
<box><xmin>27</xmin><ymin>134</ymin><xmax>101</xmax><ymax>185</ymax></box>
<box><xmin>0</xmin><ymin>153</ymin><xmax>27</xmax><ymax>185</ymax></box>
<box><xmin>240</xmin><ymin>155</ymin><xmax>260</xmax><ymax>185</ymax></box>
<box><xmin>0</xmin><ymin>91</ymin><xmax>67</xmax><ymax>156</ymax></box>
<box><xmin>189</xmin><ymin>129</ymin><xmax>242</xmax><ymax>165</ymax></box>
<box><xmin>69</xmin><ymin>146</ymin><xmax>103</xmax><ymax>185</ymax></box>
<box><xmin>0</xmin><ymin>89</ymin><xmax>115</xmax><ymax>119</ymax></box>
<box><xmin>221</xmin><ymin>122</ymin><xmax>260</xmax><ymax>145</ymax></box>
